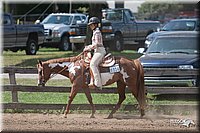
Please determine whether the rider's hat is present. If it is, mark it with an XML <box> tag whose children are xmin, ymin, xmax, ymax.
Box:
<box><xmin>88</xmin><ymin>17</ymin><xmax>100</xmax><ymax>26</ymax></box>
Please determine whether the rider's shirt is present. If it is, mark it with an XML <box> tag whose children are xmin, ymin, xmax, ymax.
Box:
<box><xmin>91</xmin><ymin>28</ymin><xmax>104</xmax><ymax>52</ymax></box>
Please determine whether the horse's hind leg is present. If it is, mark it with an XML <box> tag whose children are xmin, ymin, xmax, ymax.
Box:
<box><xmin>83</xmin><ymin>88</ymin><xmax>96</xmax><ymax>118</ymax></box>
<box><xmin>131</xmin><ymin>88</ymin><xmax>145</xmax><ymax>118</ymax></box>
<box><xmin>107</xmin><ymin>81</ymin><xmax>126</xmax><ymax>119</ymax></box>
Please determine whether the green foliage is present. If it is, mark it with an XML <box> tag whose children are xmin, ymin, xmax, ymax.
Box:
<box><xmin>137</xmin><ymin>2</ymin><xmax>184</xmax><ymax>20</ymax></box>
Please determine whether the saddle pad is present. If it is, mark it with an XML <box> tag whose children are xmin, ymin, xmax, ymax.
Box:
<box><xmin>99</xmin><ymin>64</ymin><xmax>121</xmax><ymax>73</ymax></box>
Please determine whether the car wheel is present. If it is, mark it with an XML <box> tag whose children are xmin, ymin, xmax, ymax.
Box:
<box><xmin>112</xmin><ymin>35</ymin><xmax>123</xmax><ymax>51</ymax></box>
<box><xmin>59</xmin><ymin>36</ymin><xmax>71</xmax><ymax>51</ymax></box>
<box><xmin>26</xmin><ymin>39</ymin><xmax>38</xmax><ymax>55</ymax></box>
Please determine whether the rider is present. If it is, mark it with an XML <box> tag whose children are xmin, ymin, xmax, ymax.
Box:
<box><xmin>83</xmin><ymin>17</ymin><xmax>106</xmax><ymax>89</ymax></box>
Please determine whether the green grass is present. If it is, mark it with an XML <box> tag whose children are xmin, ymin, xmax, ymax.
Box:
<box><xmin>2</xmin><ymin>48</ymin><xmax>142</xmax><ymax>67</ymax></box>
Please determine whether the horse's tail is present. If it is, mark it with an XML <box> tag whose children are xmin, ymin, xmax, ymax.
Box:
<box><xmin>133</xmin><ymin>59</ymin><xmax>146</xmax><ymax>111</ymax></box>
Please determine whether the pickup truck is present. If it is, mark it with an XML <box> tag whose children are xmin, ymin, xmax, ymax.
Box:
<box><xmin>38</xmin><ymin>13</ymin><xmax>114</xmax><ymax>51</ymax></box>
<box><xmin>102</xmin><ymin>8</ymin><xmax>161</xmax><ymax>51</ymax></box>
<box><xmin>38</xmin><ymin>13</ymin><xmax>87</xmax><ymax>51</ymax></box>
<box><xmin>3</xmin><ymin>13</ymin><xmax>45</xmax><ymax>55</ymax></box>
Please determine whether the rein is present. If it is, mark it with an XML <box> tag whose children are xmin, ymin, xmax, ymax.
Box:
<box><xmin>42</xmin><ymin>52</ymin><xmax>85</xmax><ymax>83</ymax></box>
<box><xmin>49</xmin><ymin>64</ymin><xmax>69</xmax><ymax>80</ymax></box>
<box><xmin>49</xmin><ymin>52</ymin><xmax>84</xmax><ymax>80</ymax></box>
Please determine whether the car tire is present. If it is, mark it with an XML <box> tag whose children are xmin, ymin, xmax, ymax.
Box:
<box><xmin>26</xmin><ymin>39</ymin><xmax>38</xmax><ymax>55</ymax></box>
<box><xmin>111</xmin><ymin>35</ymin><xmax>123</xmax><ymax>51</ymax></box>
<box><xmin>59</xmin><ymin>36</ymin><xmax>71</xmax><ymax>51</ymax></box>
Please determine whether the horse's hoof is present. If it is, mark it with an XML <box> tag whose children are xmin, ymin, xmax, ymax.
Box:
<box><xmin>90</xmin><ymin>115</ymin><xmax>95</xmax><ymax>118</ymax></box>
<box><xmin>63</xmin><ymin>114</ymin><xmax>67</xmax><ymax>118</ymax></box>
<box><xmin>106</xmin><ymin>115</ymin><xmax>113</xmax><ymax>119</ymax></box>
<box><xmin>140</xmin><ymin>110</ymin><xmax>145</xmax><ymax>117</ymax></box>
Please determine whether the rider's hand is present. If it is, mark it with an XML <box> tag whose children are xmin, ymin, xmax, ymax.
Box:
<box><xmin>83</xmin><ymin>46</ymin><xmax>89</xmax><ymax>52</ymax></box>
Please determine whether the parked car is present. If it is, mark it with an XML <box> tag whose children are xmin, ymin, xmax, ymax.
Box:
<box><xmin>38</xmin><ymin>13</ymin><xmax>114</xmax><ymax>51</ymax></box>
<box><xmin>162</xmin><ymin>18</ymin><xmax>199</xmax><ymax>31</ymax></box>
<box><xmin>3</xmin><ymin>13</ymin><xmax>45</xmax><ymax>55</ymax></box>
<box><xmin>102</xmin><ymin>8</ymin><xmax>160</xmax><ymax>51</ymax></box>
<box><xmin>145</xmin><ymin>18</ymin><xmax>199</xmax><ymax>48</ymax></box>
<box><xmin>37</xmin><ymin>13</ymin><xmax>87</xmax><ymax>51</ymax></box>
<box><xmin>139</xmin><ymin>31</ymin><xmax>199</xmax><ymax>87</ymax></box>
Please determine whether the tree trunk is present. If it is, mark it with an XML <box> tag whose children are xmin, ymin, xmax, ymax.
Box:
<box><xmin>85</xmin><ymin>3</ymin><xmax>102</xmax><ymax>46</ymax></box>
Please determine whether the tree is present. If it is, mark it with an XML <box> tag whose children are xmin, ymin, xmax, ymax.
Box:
<box><xmin>85</xmin><ymin>2</ymin><xmax>108</xmax><ymax>46</ymax></box>
<box><xmin>137</xmin><ymin>2</ymin><xmax>197</xmax><ymax>23</ymax></box>
<box><xmin>138</xmin><ymin>3</ymin><xmax>183</xmax><ymax>20</ymax></box>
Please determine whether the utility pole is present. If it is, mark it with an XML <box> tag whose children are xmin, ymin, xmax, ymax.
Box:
<box><xmin>69</xmin><ymin>0</ymin><xmax>72</xmax><ymax>13</ymax></box>
<box><xmin>115</xmin><ymin>1</ymin><xmax>124</xmax><ymax>8</ymax></box>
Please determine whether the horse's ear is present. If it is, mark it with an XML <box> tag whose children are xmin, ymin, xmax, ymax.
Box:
<box><xmin>38</xmin><ymin>60</ymin><xmax>43</xmax><ymax>66</ymax></box>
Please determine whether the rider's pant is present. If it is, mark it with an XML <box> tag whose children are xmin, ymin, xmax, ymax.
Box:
<box><xmin>90</xmin><ymin>47</ymin><xmax>106</xmax><ymax>87</ymax></box>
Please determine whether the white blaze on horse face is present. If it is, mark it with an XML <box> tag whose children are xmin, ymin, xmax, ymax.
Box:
<box><xmin>101</xmin><ymin>73</ymin><xmax>114</xmax><ymax>86</ymax></box>
<box><xmin>68</xmin><ymin>62</ymin><xmax>81</xmax><ymax>76</ymax></box>
<box><xmin>120</xmin><ymin>67</ymin><xmax>129</xmax><ymax>82</ymax></box>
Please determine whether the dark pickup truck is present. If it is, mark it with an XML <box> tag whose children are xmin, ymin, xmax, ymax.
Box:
<box><xmin>3</xmin><ymin>13</ymin><xmax>45</xmax><ymax>55</ymax></box>
<box><xmin>102</xmin><ymin>8</ymin><xmax>161</xmax><ymax>51</ymax></box>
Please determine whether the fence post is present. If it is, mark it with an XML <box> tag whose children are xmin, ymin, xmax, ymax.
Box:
<box><xmin>9</xmin><ymin>67</ymin><xmax>18</xmax><ymax>103</ymax></box>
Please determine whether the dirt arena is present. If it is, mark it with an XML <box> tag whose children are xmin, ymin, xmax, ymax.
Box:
<box><xmin>2</xmin><ymin>112</ymin><xmax>199</xmax><ymax>132</ymax></box>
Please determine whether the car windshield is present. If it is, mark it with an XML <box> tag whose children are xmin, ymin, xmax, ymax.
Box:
<box><xmin>102</xmin><ymin>10</ymin><xmax>123</xmax><ymax>22</ymax></box>
<box><xmin>41</xmin><ymin>15</ymin><xmax>73</xmax><ymax>25</ymax></box>
<box><xmin>162</xmin><ymin>21</ymin><xmax>196</xmax><ymax>31</ymax></box>
<box><xmin>146</xmin><ymin>36</ymin><xmax>198</xmax><ymax>54</ymax></box>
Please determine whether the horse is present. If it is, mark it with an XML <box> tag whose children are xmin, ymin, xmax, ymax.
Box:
<box><xmin>37</xmin><ymin>52</ymin><xmax>146</xmax><ymax>118</ymax></box>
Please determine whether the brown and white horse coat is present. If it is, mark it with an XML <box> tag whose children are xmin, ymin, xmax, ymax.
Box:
<box><xmin>37</xmin><ymin>54</ymin><xmax>146</xmax><ymax>118</ymax></box>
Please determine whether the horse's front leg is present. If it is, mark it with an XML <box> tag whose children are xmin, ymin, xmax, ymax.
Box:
<box><xmin>64</xmin><ymin>86</ymin><xmax>78</xmax><ymax>118</ymax></box>
<box><xmin>83</xmin><ymin>87</ymin><xmax>96</xmax><ymax>118</ymax></box>
<box><xmin>107</xmin><ymin>81</ymin><xmax>126</xmax><ymax>119</ymax></box>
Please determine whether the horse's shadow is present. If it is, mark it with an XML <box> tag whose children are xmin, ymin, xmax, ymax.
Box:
<box><xmin>109</xmin><ymin>114</ymin><xmax>178</xmax><ymax>121</ymax></box>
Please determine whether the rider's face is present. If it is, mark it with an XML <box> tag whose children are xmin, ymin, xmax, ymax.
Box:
<box><xmin>89</xmin><ymin>24</ymin><xmax>96</xmax><ymax>30</ymax></box>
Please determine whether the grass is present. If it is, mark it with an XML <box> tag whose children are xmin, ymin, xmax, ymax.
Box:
<box><xmin>2</xmin><ymin>47</ymin><xmax>142</xmax><ymax>67</ymax></box>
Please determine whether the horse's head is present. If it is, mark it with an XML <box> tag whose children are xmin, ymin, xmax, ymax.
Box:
<box><xmin>37</xmin><ymin>60</ymin><xmax>51</xmax><ymax>86</ymax></box>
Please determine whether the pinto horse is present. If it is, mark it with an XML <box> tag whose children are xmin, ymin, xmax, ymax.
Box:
<box><xmin>37</xmin><ymin>52</ymin><xmax>146</xmax><ymax>118</ymax></box>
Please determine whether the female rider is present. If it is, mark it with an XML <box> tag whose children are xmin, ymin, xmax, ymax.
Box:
<box><xmin>83</xmin><ymin>17</ymin><xmax>106</xmax><ymax>89</ymax></box>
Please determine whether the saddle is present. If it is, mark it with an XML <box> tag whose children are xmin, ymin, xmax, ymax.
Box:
<box><xmin>84</xmin><ymin>52</ymin><xmax>115</xmax><ymax>67</ymax></box>
<box><xmin>83</xmin><ymin>52</ymin><xmax>121</xmax><ymax>85</ymax></box>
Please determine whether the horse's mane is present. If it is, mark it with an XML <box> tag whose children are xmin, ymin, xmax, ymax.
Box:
<box><xmin>43</xmin><ymin>55</ymin><xmax>82</xmax><ymax>64</ymax></box>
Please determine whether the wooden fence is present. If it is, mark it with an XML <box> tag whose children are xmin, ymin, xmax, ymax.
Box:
<box><xmin>1</xmin><ymin>67</ymin><xmax>199</xmax><ymax>111</ymax></box>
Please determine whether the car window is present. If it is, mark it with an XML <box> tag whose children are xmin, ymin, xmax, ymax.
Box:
<box><xmin>147</xmin><ymin>37</ymin><xmax>198</xmax><ymax>54</ymax></box>
<box><xmin>104</xmin><ymin>10</ymin><xmax>123</xmax><ymax>22</ymax></box>
<box><xmin>72</xmin><ymin>16</ymin><xmax>82</xmax><ymax>24</ymax></box>
<box><xmin>42</xmin><ymin>15</ymin><xmax>73</xmax><ymax>25</ymax></box>
<box><xmin>162</xmin><ymin>21</ymin><xmax>196</xmax><ymax>31</ymax></box>
<box><xmin>81</xmin><ymin>16</ymin><xmax>86</xmax><ymax>23</ymax></box>
<box><xmin>124</xmin><ymin>10</ymin><xmax>133</xmax><ymax>23</ymax></box>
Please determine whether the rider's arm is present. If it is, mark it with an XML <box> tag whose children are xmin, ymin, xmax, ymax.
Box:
<box><xmin>86</xmin><ymin>31</ymin><xmax>102</xmax><ymax>51</ymax></box>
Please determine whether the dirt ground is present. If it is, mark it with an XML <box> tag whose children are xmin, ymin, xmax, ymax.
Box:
<box><xmin>2</xmin><ymin>111</ymin><xmax>199</xmax><ymax>133</ymax></box>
